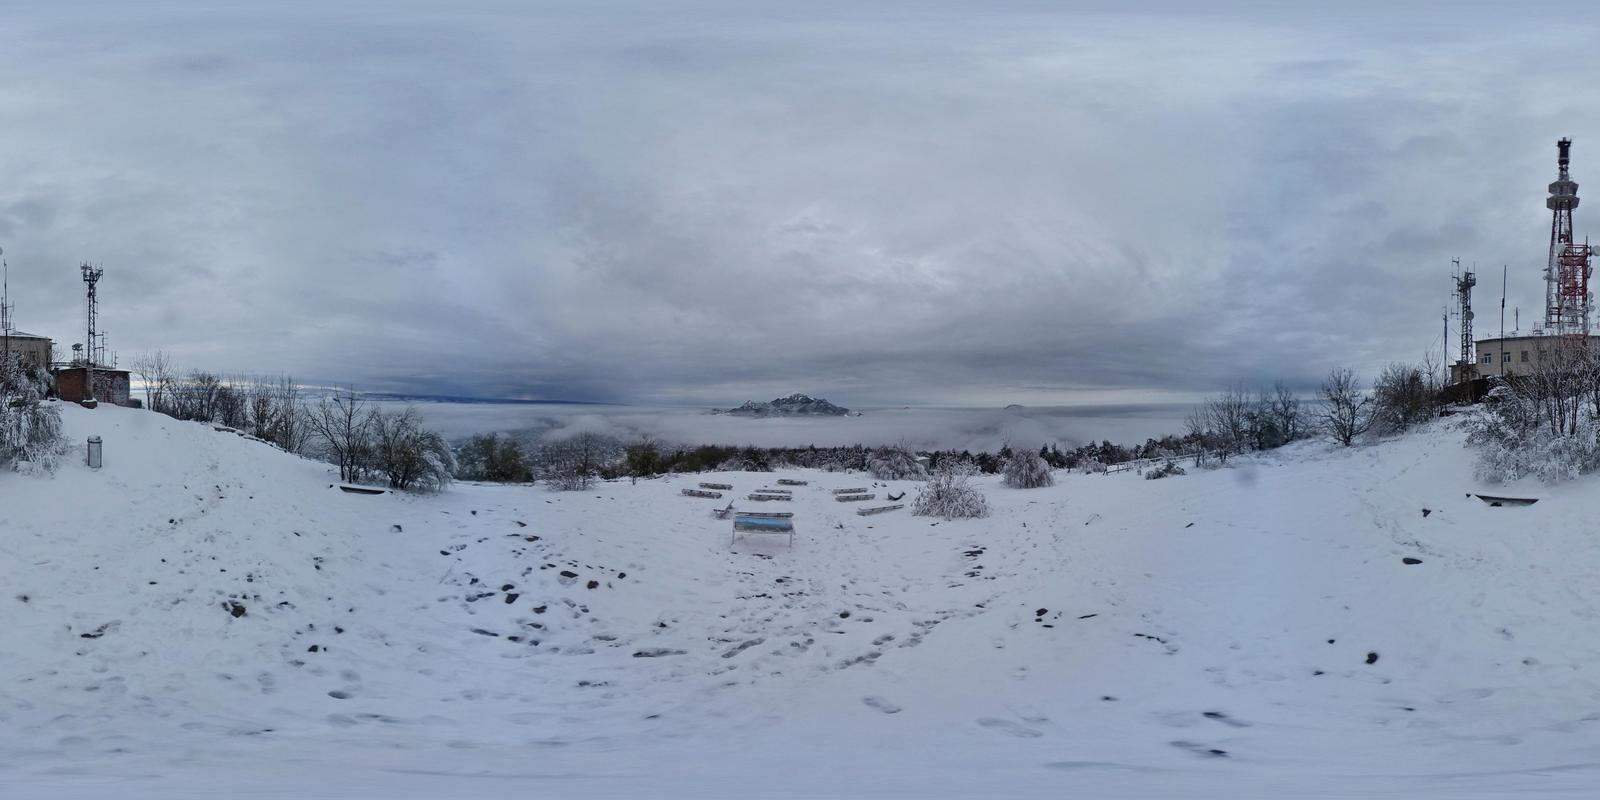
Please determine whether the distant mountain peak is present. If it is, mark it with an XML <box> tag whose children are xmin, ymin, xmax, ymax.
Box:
<box><xmin>716</xmin><ymin>394</ymin><xmax>851</xmax><ymax>417</ymax></box>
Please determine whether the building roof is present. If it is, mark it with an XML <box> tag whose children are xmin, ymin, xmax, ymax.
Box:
<box><xmin>2</xmin><ymin>330</ymin><xmax>49</xmax><ymax>340</ymax></box>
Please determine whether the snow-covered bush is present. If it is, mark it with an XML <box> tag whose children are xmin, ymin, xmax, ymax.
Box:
<box><xmin>1001</xmin><ymin>447</ymin><xmax>1053</xmax><ymax>488</ymax></box>
<box><xmin>868</xmin><ymin>445</ymin><xmax>926</xmax><ymax>481</ymax></box>
<box><xmin>1144</xmin><ymin>460</ymin><xmax>1186</xmax><ymax>480</ymax></box>
<box><xmin>1463</xmin><ymin>341</ymin><xmax>1600</xmax><ymax>484</ymax></box>
<box><xmin>0</xmin><ymin>359</ymin><xmax>64</xmax><ymax>471</ymax></box>
<box><xmin>912</xmin><ymin>461</ymin><xmax>990</xmax><ymax>520</ymax></box>
<box><xmin>1467</xmin><ymin>385</ymin><xmax>1600</xmax><ymax>483</ymax></box>
<box><xmin>538</xmin><ymin>431</ymin><xmax>619</xmax><ymax>490</ymax></box>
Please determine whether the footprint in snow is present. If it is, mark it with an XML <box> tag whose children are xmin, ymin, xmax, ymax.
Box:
<box><xmin>862</xmin><ymin>696</ymin><xmax>901</xmax><ymax>714</ymax></box>
<box><xmin>977</xmin><ymin>717</ymin><xmax>1044</xmax><ymax>738</ymax></box>
<box><xmin>1170</xmin><ymin>740</ymin><xmax>1228</xmax><ymax>758</ymax></box>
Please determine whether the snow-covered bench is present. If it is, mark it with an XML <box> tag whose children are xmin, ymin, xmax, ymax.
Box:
<box><xmin>732</xmin><ymin>512</ymin><xmax>794</xmax><ymax>546</ymax></box>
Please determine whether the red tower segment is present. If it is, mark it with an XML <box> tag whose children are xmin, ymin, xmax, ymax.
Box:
<box><xmin>1545</xmin><ymin>137</ymin><xmax>1594</xmax><ymax>336</ymax></box>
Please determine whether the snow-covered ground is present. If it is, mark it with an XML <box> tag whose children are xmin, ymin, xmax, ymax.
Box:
<box><xmin>5</xmin><ymin>404</ymin><xmax>1600</xmax><ymax>798</ymax></box>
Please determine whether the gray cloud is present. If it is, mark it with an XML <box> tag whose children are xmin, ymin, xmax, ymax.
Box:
<box><xmin>1</xmin><ymin>2</ymin><xmax>1597</xmax><ymax>405</ymax></box>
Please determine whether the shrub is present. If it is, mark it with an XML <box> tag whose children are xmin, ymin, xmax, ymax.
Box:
<box><xmin>1001</xmin><ymin>446</ymin><xmax>1053</xmax><ymax>488</ymax></box>
<box><xmin>0</xmin><ymin>359</ymin><xmax>64</xmax><ymax>470</ymax></box>
<box><xmin>912</xmin><ymin>461</ymin><xmax>990</xmax><ymax>520</ymax></box>
<box><xmin>1144</xmin><ymin>460</ymin><xmax>1186</xmax><ymax>480</ymax></box>
<box><xmin>370</xmin><ymin>407</ymin><xmax>455</xmax><ymax>492</ymax></box>
<box><xmin>537</xmin><ymin>431</ymin><xmax>617</xmax><ymax>490</ymax></box>
<box><xmin>868</xmin><ymin>445</ymin><xmax>926</xmax><ymax>481</ymax></box>
<box><xmin>1371</xmin><ymin>362</ymin><xmax>1438</xmax><ymax>434</ymax></box>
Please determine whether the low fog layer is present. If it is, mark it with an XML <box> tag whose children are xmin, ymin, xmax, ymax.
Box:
<box><xmin>387</xmin><ymin>401</ymin><xmax>1198</xmax><ymax>452</ymax></box>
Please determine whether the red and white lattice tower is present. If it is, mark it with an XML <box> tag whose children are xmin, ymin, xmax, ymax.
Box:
<box><xmin>1544</xmin><ymin>137</ymin><xmax>1594</xmax><ymax>336</ymax></box>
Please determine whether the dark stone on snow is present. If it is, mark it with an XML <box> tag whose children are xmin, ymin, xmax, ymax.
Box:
<box><xmin>390</xmin><ymin>524</ymin><xmax>402</xmax><ymax>533</ymax></box>
<box><xmin>501</xmin><ymin>584</ymin><xmax>515</xmax><ymax>591</ymax></box>
<box><xmin>633</xmin><ymin>648</ymin><xmax>687</xmax><ymax>658</ymax></box>
<box><xmin>504</xmin><ymin>593</ymin><xmax>520</xmax><ymax>604</ymax></box>
<box><xmin>617</xmin><ymin>572</ymin><xmax>626</xmax><ymax>579</ymax></box>
<box><xmin>559</xmin><ymin>570</ymin><xmax>578</xmax><ymax>579</ymax></box>
<box><xmin>1402</xmin><ymin>557</ymin><xmax>1422</xmax><ymax>565</ymax></box>
<box><xmin>839</xmin><ymin>611</ymin><xmax>851</xmax><ymax>619</ymax></box>
<box><xmin>225</xmin><ymin>601</ymin><xmax>247</xmax><ymax>618</ymax></box>
<box><xmin>586</xmin><ymin>580</ymin><xmax>599</xmax><ymax>590</ymax></box>
<box><xmin>470</xmin><ymin>628</ymin><xmax>499</xmax><ymax>637</ymax></box>
<box><xmin>308</xmin><ymin>645</ymin><xmax>320</xmax><ymax>653</ymax></box>
<box><xmin>328</xmin><ymin>690</ymin><xmax>350</xmax><ymax>699</ymax></box>
<box><xmin>515</xmin><ymin>520</ymin><xmax>527</xmax><ymax>527</ymax></box>
<box><xmin>1365</xmin><ymin>651</ymin><xmax>1379</xmax><ymax>665</ymax></box>
<box><xmin>1422</xmin><ymin>508</ymin><xmax>1432</xmax><ymax>518</ymax></box>
<box><xmin>532</xmin><ymin>605</ymin><xmax>547</xmax><ymax>614</ymax></box>
<box><xmin>1035</xmin><ymin>608</ymin><xmax>1048</xmax><ymax>617</ymax></box>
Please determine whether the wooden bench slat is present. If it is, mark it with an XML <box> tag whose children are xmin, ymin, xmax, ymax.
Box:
<box><xmin>856</xmin><ymin>504</ymin><xmax>903</xmax><ymax>516</ymax></box>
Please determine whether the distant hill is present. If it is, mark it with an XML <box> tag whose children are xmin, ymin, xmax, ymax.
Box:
<box><xmin>715</xmin><ymin>393</ymin><xmax>851</xmax><ymax>417</ymax></box>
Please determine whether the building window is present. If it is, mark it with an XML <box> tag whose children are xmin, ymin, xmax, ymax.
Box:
<box><xmin>1521</xmin><ymin>350</ymin><xmax>1530</xmax><ymax>362</ymax></box>
<box><xmin>1481</xmin><ymin>352</ymin><xmax>1492</xmax><ymax>365</ymax></box>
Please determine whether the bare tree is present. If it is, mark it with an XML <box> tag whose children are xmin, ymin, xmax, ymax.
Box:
<box><xmin>247</xmin><ymin>377</ymin><xmax>278</xmax><ymax>440</ymax></box>
<box><xmin>370</xmin><ymin>406</ymin><xmax>455</xmax><ymax>491</ymax></box>
<box><xmin>305</xmin><ymin>387</ymin><xmax>374</xmax><ymax>483</ymax></box>
<box><xmin>1371</xmin><ymin>362</ymin><xmax>1439</xmax><ymax>434</ymax></box>
<box><xmin>129</xmin><ymin>350</ymin><xmax>175</xmax><ymax>412</ymax></box>
<box><xmin>1318</xmin><ymin>368</ymin><xmax>1373</xmax><ymax>447</ymax></box>
<box><xmin>1205</xmin><ymin>383</ymin><xmax>1252</xmax><ymax>464</ymax></box>
<box><xmin>272</xmin><ymin>375</ymin><xmax>307</xmax><ymax>453</ymax></box>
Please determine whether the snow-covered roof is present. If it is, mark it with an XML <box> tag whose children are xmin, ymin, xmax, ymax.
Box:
<box><xmin>2</xmin><ymin>330</ymin><xmax>49</xmax><ymax>340</ymax></box>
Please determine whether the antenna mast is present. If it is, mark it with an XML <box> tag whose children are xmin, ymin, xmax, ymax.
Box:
<box><xmin>81</xmin><ymin>262</ymin><xmax>104</xmax><ymax>404</ymax></box>
<box><xmin>1452</xmin><ymin>257</ymin><xmax>1476</xmax><ymax>367</ymax></box>
<box><xmin>1544</xmin><ymin>137</ymin><xmax>1594</xmax><ymax>336</ymax></box>
<box><xmin>1</xmin><ymin>247</ymin><xmax>11</xmax><ymax>367</ymax></box>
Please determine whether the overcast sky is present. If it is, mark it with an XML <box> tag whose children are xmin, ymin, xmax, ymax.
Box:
<box><xmin>1</xmin><ymin>1</ymin><xmax>1598</xmax><ymax>406</ymax></box>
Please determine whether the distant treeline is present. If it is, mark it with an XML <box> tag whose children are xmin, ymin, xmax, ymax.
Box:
<box><xmin>454</xmin><ymin>431</ymin><xmax>1208</xmax><ymax>488</ymax></box>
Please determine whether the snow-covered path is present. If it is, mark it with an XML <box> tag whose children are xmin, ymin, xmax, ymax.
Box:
<box><xmin>5</xmin><ymin>405</ymin><xmax>1600</xmax><ymax>798</ymax></box>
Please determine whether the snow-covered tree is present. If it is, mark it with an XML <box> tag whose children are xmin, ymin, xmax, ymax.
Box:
<box><xmin>868</xmin><ymin>444</ymin><xmax>926</xmax><ymax>481</ymax></box>
<box><xmin>0</xmin><ymin>356</ymin><xmax>64</xmax><ymax>471</ymax></box>
<box><xmin>538</xmin><ymin>431</ymin><xmax>618</xmax><ymax>490</ymax></box>
<box><xmin>912</xmin><ymin>460</ymin><xmax>989</xmax><ymax>520</ymax></box>
<box><xmin>1001</xmin><ymin>446</ymin><xmax>1053</xmax><ymax>488</ymax></box>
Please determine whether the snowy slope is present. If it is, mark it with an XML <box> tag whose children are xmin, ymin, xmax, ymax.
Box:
<box><xmin>4</xmin><ymin>405</ymin><xmax>1600</xmax><ymax>798</ymax></box>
